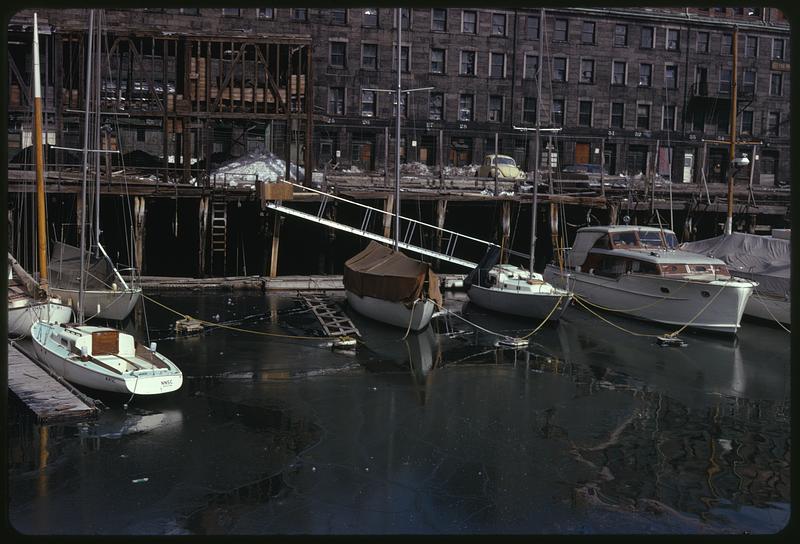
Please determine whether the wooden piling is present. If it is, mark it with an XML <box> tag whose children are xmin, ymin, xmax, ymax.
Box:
<box><xmin>133</xmin><ymin>196</ymin><xmax>146</xmax><ymax>274</ymax></box>
<box><xmin>198</xmin><ymin>196</ymin><xmax>209</xmax><ymax>277</ymax></box>
<box><xmin>382</xmin><ymin>194</ymin><xmax>395</xmax><ymax>239</ymax></box>
<box><xmin>269</xmin><ymin>212</ymin><xmax>283</xmax><ymax>278</ymax></box>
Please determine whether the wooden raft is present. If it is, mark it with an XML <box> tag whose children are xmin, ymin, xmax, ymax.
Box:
<box><xmin>7</xmin><ymin>343</ymin><xmax>98</xmax><ymax>423</ymax></box>
<box><xmin>298</xmin><ymin>293</ymin><xmax>360</xmax><ymax>338</ymax></box>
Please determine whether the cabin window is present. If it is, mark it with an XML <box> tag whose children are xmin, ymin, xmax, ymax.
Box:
<box><xmin>610</xmin><ymin>231</ymin><xmax>638</xmax><ymax>248</ymax></box>
<box><xmin>664</xmin><ymin>232</ymin><xmax>678</xmax><ymax>248</ymax></box>
<box><xmin>713</xmin><ymin>265</ymin><xmax>731</xmax><ymax>277</ymax></box>
<box><xmin>597</xmin><ymin>256</ymin><xmax>628</xmax><ymax>278</ymax></box>
<box><xmin>659</xmin><ymin>263</ymin><xmax>688</xmax><ymax>276</ymax></box>
<box><xmin>592</xmin><ymin>234</ymin><xmax>611</xmax><ymax>249</ymax></box>
<box><xmin>639</xmin><ymin>230</ymin><xmax>664</xmax><ymax>248</ymax></box>
<box><xmin>689</xmin><ymin>264</ymin><xmax>710</xmax><ymax>274</ymax></box>
<box><xmin>630</xmin><ymin>260</ymin><xmax>659</xmax><ymax>274</ymax></box>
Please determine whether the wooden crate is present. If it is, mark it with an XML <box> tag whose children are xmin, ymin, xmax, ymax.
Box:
<box><xmin>91</xmin><ymin>330</ymin><xmax>119</xmax><ymax>356</ymax></box>
<box><xmin>258</xmin><ymin>181</ymin><xmax>294</xmax><ymax>201</ymax></box>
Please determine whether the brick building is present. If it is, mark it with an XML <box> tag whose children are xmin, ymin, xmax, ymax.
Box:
<box><xmin>6</xmin><ymin>7</ymin><xmax>790</xmax><ymax>186</ymax></box>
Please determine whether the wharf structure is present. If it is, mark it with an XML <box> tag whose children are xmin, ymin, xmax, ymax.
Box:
<box><xmin>6</xmin><ymin>7</ymin><xmax>791</xmax><ymax>279</ymax></box>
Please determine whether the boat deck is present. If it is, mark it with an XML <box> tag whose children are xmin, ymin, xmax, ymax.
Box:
<box><xmin>7</xmin><ymin>342</ymin><xmax>98</xmax><ymax>423</ymax></box>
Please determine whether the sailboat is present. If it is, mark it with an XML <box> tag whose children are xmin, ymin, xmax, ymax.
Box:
<box><xmin>7</xmin><ymin>14</ymin><xmax>73</xmax><ymax>337</ymax></box>
<box><xmin>343</xmin><ymin>9</ymin><xmax>440</xmax><ymax>332</ymax></box>
<box><xmin>465</xmin><ymin>7</ymin><xmax>572</xmax><ymax>322</ymax></box>
<box><xmin>31</xmin><ymin>9</ymin><xmax>182</xmax><ymax>396</ymax></box>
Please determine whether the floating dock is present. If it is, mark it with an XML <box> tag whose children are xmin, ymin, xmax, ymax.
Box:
<box><xmin>7</xmin><ymin>342</ymin><xmax>98</xmax><ymax>423</ymax></box>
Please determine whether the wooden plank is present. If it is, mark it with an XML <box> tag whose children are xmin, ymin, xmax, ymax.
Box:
<box><xmin>7</xmin><ymin>343</ymin><xmax>98</xmax><ymax>423</ymax></box>
<box><xmin>299</xmin><ymin>293</ymin><xmax>360</xmax><ymax>337</ymax></box>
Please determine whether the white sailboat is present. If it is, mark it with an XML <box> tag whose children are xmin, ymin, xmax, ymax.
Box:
<box><xmin>466</xmin><ymin>7</ymin><xmax>572</xmax><ymax>322</ymax></box>
<box><xmin>343</xmin><ymin>9</ymin><xmax>440</xmax><ymax>332</ymax></box>
<box><xmin>7</xmin><ymin>14</ymin><xmax>72</xmax><ymax>337</ymax></box>
<box><xmin>31</xmin><ymin>9</ymin><xmax>182</xmax><ymax>396</ymax></box>
<box><xmin>543</xmin><ymin>225</ymin><xmax>756</xmax><ymax>334</ymax></box>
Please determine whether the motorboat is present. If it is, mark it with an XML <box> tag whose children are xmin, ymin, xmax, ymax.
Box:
<box><xmin>681</xmin><ymin>230</ymin><xmax>790</xmax><ymax>326</ymax></box>
<box><xmin>465</xmin><ymin>247</ymin><xmax>571</xmax><ymax>321</ymax></box>
<box><xmin>31</xmin><ymin>322</ymin><xmax>183</xmax><ymax>395</ymax></box>
<box><xmin>542</xmin><ymin>225</ymin><xmax>756</xmax><ymax>334</ymax></box>
<box><xmin>344</xmin><ymin>241</ymin><xmax>440</xmax><ymax>332</ymax></box>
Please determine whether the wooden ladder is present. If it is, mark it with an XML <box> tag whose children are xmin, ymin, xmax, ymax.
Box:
<box><xmin>298</xmin><ymin>293</ymin><xmax>360</xmax><ymax>338</ymax></box>
<box><xmin>210</xmin><ymin>196</ymin><xmax>227</xmax><ymax>274</ymax></box>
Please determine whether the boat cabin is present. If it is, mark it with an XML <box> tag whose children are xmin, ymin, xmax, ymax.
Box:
<box><xmin>567</xmin><ymin>226</ymin><xmax>731</xmax><ymax>280</ymax></box>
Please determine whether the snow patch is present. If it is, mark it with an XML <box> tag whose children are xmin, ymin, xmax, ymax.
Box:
<box><xmin>210</xmin><ymin>151</ymin><xmax>305</xmax><ymax>184</ymax></box>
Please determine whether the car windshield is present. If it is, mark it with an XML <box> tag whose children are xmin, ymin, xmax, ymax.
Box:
<box><xmin>495</xmin><ymin>157</ymin><xmax>516</xmax><ymax>166</ymax></box>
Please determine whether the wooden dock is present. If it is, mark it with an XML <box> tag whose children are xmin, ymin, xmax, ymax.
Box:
<box><xmin>298</xmin><ymin>293</ymin><xmax>360</xmax><ymax>338</ymax></box>
<box><xmin>7</xmin><ymin>342</ymin><xmax>98</xmax><ymax>423</ymax></box>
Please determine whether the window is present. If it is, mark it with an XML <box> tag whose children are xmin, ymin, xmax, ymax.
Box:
<box><xmin>741</xmin><ymin>70</ymin><xmax>756</xmax><ymax>94</ymax></box>
<box><xmin>392</xmin><ymin>93</ymin><xmax>406</xmax><ymax>117</ymax></box>
<box><xmin>767</xmin><ymin>112</ymin><xmax>779</xmax><ymax>136</ymax></box>
<box><xmin>611</xmin><ymin>102</ymin><xmax>624</xmax><ymax>128</ymax></box>
<box><xmin>639</xmin><ymin>63</ymin><xmax>652</xmax><ymax>87</ymax></box>
<box><xmin>462</xmin><ymin>10</ymin><xmax>477</xmax><ymax>34</ymax></box>
<box><xmin>492</xmin><ymin>13</ymin><xmax>507</xmax><ymax>36</ymax></box>
<box><xmin>552</xmin><ymin>98</ymin><xmax>565</xmax><ymax>126</ymax></box>
<box><xmin>664</xmin><ymin>65</ymin><xmax>678</xmax><ymax>89</ymax></box>
<box><xmin>553</xmin><ymin>57</ymin><xmax>567</xmax><ymax>81</ymax></box>
<box><xmin>640</xmin><ymin>26</ymin><xmax>654</xmax><ymax>48</ymax></box>
<box><xmin>460</xmin><ymin>50</ymin><xmax>476</xmax><ymax>75</ymax></box>
<box><xmin>458</xmin><ymin>94</ymin><xmax>473</xmax><ymax>121</ymax></box>
<box><xmin>430</xmin><ymin>48</ymin><xmax>445</xmax><ymax>73</ymax></box>
<box><xmin>614</xmin><ymin>24</ymin><xmax>628</xmax><ymax>46</ymax></box>
<box><xmin>524</xmin><ymin>54</ymin><xmax>539</xmax><ymax>79</ymax></box>
<box><xmin>722</xmin><ymin>34</ymin><xmax>733</xmax><ymax>54</ymax></box>
<box><xmin>488</xmin><ymin>95</ymin><xmax>503</xmax><ymax>122</ymax></box>
<box><xmin>291</xmin><ymin>8</ymin><xmax>308</xmax><ymax>21</ymax></box>
<box><xmin>697</xmin><ymin>31</ymin><xmax>709</xmax><ymax>52</ymax></box>
<box><xmin>581</xmin><ymin>21</ymin><xmax>596</xmax><ymax>44</ymax></box>
<box><xmin>527</xmin><ymin>15</ymin><xmax>540</xmax><ymax>39</ymax></box>
<box><xmin>740</xmin><ymin>110</ymin><xmax>753</xmax><ymax>135</ymax></box>
<box><xmin>717</xmin><ymin>110</ymin><xmax>729</xmax><ymax>133</ymax></box>
<box><xmin>257</xmin><ymin>8</ymin><xmax>274</xmax><ymax>19</ymax></box>
<box><xmin>637</xmin><ymin>104</ymin><xmax>650</xmax><ymax>129</ymax></box>
<box><xmin>772</xmin><ymin>38</ymin><xmax>785</xmax><ymax>59</ymax></box>
<box><xmin>330</xmin><ymin>41</ymin><xmax>346</xmax><ymax>68</ymax></box>
<box><xmin>662</xmin><ymin>105</ymin><xmax>676</xmax><ymax>131</ymax></box>
<box><xmin>612</xmin><ymin>61</ymin><xmax>626</xmax><ymax>85</ymax></box>
<box><xmin>523</xmin><ymin>97</ymin><xmax>537</xmax><ymax>123</ymax></box>
<box><xmin>554</xmin><ymin>19</ymin><xmax>568</xmax><ymax>41</ymax></box>
<box><xmin>745</xmin><ymin>35</ymin><xmax>758</xmax><ymax>57</ymax></box>
<box><xmin>666</xmin><ymin>28</ymin><xmax>680</xmax><ymax>50</ymax></box>
<box><xmin>362</xmin><ymin>44</ymin><xmax>377</xmax><ymax>70</ymax></box>
<box><xmin>490</xmin><ymin>52</ymin><xmax>505</xmax><ymax>78</ymax></box>
<box><xmin>770</xmin><ymin>73</ymin><xmax>783</xmax><ymax>96</ymax></box>
<box><xmin>429</xmin><ymin>93</ymin><xmax>444</xmax><ymax>120</ymax></box>
<box><xmin>719</xmin><ymin>68</ymin><xmax>731</xmax><ymax>93</ymax></box>
<box><xmin>393</xmin><ymin>8</ymin><xmax>410</xmax><ymax>29</ymax></box>
<box><xmin>580</xmin><ymin>59</ymin><xmax>594</xmax><ymax>83</ymax></box>
<box><xmin>222</xmin><ymin>8</ymin><xmax>240</xmax><ymax>17</ymax></box>
<box><xmin>362</xmin><ymin>9</ymin><xmax>378</xmax><ymax>27</ymax></box>
<box><xmin>432</xmin><ymin>9</ymin><xmax>447</xmax><ymax>31</ymax></box>
<box><xmin>578</xmin><ymin>100</ymin><xmax>592</xmax><ymax>126</ymax></box>
<box><xmin>328</xmin><ymin>87</ymin><xmax>344</xmax><ymax>115</ymax></box>
<box><xmin>361</xmin><ymin>90</ymin><xmax>376</xmax><ymax>117</ymax></box>
<box><xmin>330</xmin><ymin>9</ymin><xmax>347</xmax><ymax>25</ymax></box>
<box><xmin>393</xmin><ymin>45</ymin><xmax>410</xmax><ymax>72</ymax></box>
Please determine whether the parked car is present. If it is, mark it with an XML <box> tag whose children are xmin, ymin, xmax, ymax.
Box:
<box><xmin>477</xmin><ymin>154</ymin><xmax>527</xmax><ymax>181</ymax></box>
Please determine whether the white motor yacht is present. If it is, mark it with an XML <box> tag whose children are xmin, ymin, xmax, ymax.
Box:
<box><xmin>543</xmin><ymin>226</ymin><xmax>756</xmax><ymax>334</ymax></box>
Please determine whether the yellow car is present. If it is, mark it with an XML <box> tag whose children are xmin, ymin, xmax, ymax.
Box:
<box><xmin>477</xmin><ymin>154</ymin><xmax>527</xmax><ymax>180</ymax></box>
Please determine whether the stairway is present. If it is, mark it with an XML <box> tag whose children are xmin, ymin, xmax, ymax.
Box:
<box><xmin>210</xmin><ymin>197</ymin><xmax>227</xmax><ymax>275</ymax></box>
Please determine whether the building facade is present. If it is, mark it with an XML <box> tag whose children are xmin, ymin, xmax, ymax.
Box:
<box><xmin>7</xmin><ymin>7</ymin><xmax>790</xmax><ymax>186</ymax></box>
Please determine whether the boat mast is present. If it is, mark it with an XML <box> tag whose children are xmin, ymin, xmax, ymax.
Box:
<box><xmin>529</xmin><ymin>7</ymin><xmax>544</xmax><ymax>274</ymax></box>
<box><xmin>724</xmin><ymin>26</ymin><xmax>738</xmax><ymax>236</ymax></box>
<box><xmin>32</xmin><ymin>13</ymin><xmax>48</xmax><ymax>294</ymax></box>
<box><xmin>78</xmin><ymin>9</ymin><xmax>96</xmax><ymax>324</ymax></box>
<box><xmin>394</xmin><ymin>8</ymin><xmax>401</xmax><ymax>251</ymax></box>
<box><xmin>94</xmin><ymin>11</ymin><xmax>102</xmax><ymax>256</ymax></box>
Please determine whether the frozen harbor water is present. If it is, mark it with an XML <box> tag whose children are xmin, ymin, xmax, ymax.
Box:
<box><xmin>7</xmin><ymin>291</ymin><xmax>790</xmax><ymax>535</ymax></box>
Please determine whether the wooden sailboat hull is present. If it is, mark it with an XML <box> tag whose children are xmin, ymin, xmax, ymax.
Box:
<box><xmin>30</xmin><ymin>321</ymin><xmax>183</xmax><ymax>395</ymax></box>
<box><xmin>7</xmin><ymin>299</ymin><xmax>73</xmax><ymax>337</ymax></box>
<box><xmin>345</xmin><ymin>291</ymin><xmax>436</xmax><ymax>332</ymax></box>
<box><xmin>467</xmin><ymin>284</ymin><xmax>571</xmax><ymax>321</ymax></box>
<box><xmin>50</xmin><ymin>287</ymin><xmax>142</xmax><ymax>321</ymax></box>
<box><xmin>544</xmin><ymin>265</ymin><xmax>754</xmax><ymax>334</ymax></box>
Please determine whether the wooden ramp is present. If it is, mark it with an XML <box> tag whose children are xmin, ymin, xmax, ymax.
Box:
<box><xmin>7</xmin><ymin>342</ymin><xmax>98</xmax><ymax>423</ymax></box>
<box><xmin>298</xmin><ymin>293</ymin><xmax>360</xmax><ymax>338</ymax></box>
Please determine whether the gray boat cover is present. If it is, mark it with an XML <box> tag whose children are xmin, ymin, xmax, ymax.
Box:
<box><xmin>681</xmin><ymin>232</ymin><xmax>790</xmax><ymax>298</ymax></box>
<box><xmin>48</xmin><ymin>241</ymin><xmax>115</xmax><ymax>291</ymax></box>
<box><xmin>344</xmin><ymin>241</ymin><xmax>442</xmax><ymax>307</ymax></box>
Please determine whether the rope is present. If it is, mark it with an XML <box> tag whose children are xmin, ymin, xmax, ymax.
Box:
<box><xmin>568</xmin><ymin>276</ymin><xmax>691</xmax><ymax>313</ymax></box>
<box><xmin>400</xmin><ymin>298</ymin><xmax>421</xmax><ymax>341</ymax></box>
<box><xmin>141</xmin><ymin>293</ymin><xmax>334</xmax><ymax>341</ymax></box>
<box><xmin>749</xmin><ymin>287</ymin><xmax>790</xmax><ymax>334</ymax></box>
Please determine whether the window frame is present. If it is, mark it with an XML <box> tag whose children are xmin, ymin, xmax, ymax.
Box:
<box><xmin>489</xmin><ymin>52</ymin><xmax>506</xmax><ymax>79</ymax></box>
<box><xmin>430</xmin><ymin>48</ymin><xmax>446</xmax><ymax>74</ymax></box>
<box><xmin>524</xmin><ymin>54</ymin><xmax>539</xmax><ymax>80</ymax></box>
<box><xmin>581</xmin><ymin>21</ymin><xmax>596</xmax><ymax>45</ymax></box>
<box><xmin>431</xmin><ymin>8</ymin><xmax>447</xmax><ymax>32</ymax></box>
<box><xmin>553</xmin><ymin>18</ymin><xmax>569</xmax><ymax>42</ymax></box>
<box><xmin>662</xmin><ymin>104</ymin><xmax>676</xmax><ymax>131</ymax></box>
<box><xmin>361</xmin><ymin>89</ymin><xmax>377</xmax><ymax>117</ymax></box>
<box><xmin>767</xmin><ymin>111</ymin><xmax>780</xmax><ymax>136</ymax></box>
<box><xmin>362</xmin><ymin>8</ymin><xmax>378</xmax><ymax>28</ymax></box>
<box><xmin>579</xmin><ymin>58</ymin><xmax>595</xmax><ymax>84</ymax></box>
<box><xmin>459</xmin><ymin>49</ymin><xmax>477</xmax><ymax>76</ymax></box>
<box><xmin>330</xmin><ymin>8</ymin><xmax>348</xmax><ymax>25</ymax></box>
<box><xmin>491</xmin><ymin>13</ymin><xmax>507</xmax><ymax>36</ymax></box>
<box><xmin>462</xmin><ymin>10</ymin><xmax>477</xmax><ymax>34</ymax></box>
<box><xmin>552</xmin><ymin>56</ymin><xmax>568</xmax><ymax>82</ymax></box>
<box><xmin>429</xmin><ymin>92</ymin><xmax>444</xmax><ymax>120</ymax></box>
<box><xmin>640</xmin><ymin>26</ymin><xmax>655</xmax><ymax>49</ymax></box>
<box><xmin>665</xmin><ymin>27</ymin><xmax>680</xmax><ymax>51</ymax></box>
<box><xmin>552</xmin><ymin>98</ymin><xmax>565</xmax><ymax>126</ymax></box>
<box><xmin>664</xmin><ymin>64</ymin><xmax>678</xmax><ymax>90</ymax></box>
<box><xmin>611</xmin><ymin>60</ymin><xmax>627</xmax><ymax>86</ymax></box>
<box><xmin>696</xmin><ymin>31</ymin><xmax>710</xmax><ymax>53</ymax></box>
<box><xmin>488</xmin><ymin>94</ymin><xmax>504</xmax><ymax>122</ymax></box>
<box><xmin>578</xmin><ymin>100</ymin><xmax>593</xmax><ymax>127</ymax></box>
<box><xmin>638</xmin><ymin>63</ymin><xmax>653</xmax><ymax>87</ymax></box>
<box><xmin>361</xmin><ymin>43</ymin><xmax>378</xmax><ymax>70</ymax></box>
<box><xmin>329</xmin><ymin>40</ymin><xmax>347</xmax><ymax>69</ymax></box>
<box><xmin>719</xmin><ymin>67</ymin><xmax>732</xmax><ymax>94</ymax></box>
<box><xmin>636</xmin><ymin>102</ymin><xmax>651</xmax><ymax>130</ymax></box>
<box><xmin>527</xmin><ymin>15</ymin><xmax>540</xmax><ymax>40</ymax></box>
<box><xmin>770</xmin><ymin>72</ymin><xmax>783</xmax><ymax>96</ymax></box>
<box><xmin>393</xmin><ymin>44</ymin><xmax>411</xmax><ymax>73</ymax></box>
<box><xmin>740</xmin><ymin>110</ymin><xmax>754</xmax><ymax>135</ymax></box>
<box><xmin>458</xmin><ymin>93</ymin><xmax>474</xmax><ymax>121</ymax></box>
<box><xmin>772</xmin><ymin>38</ymin><xmax>785</xmax><ymax>59</ymax></box>
<box><xmin>328</xmin><ymin>87</ymin><xmax>345</xmax><ymax>115</ymax></box>
<box><xmin>257</xmin><ymin>8</ymin><xmax>274</xmax><ymax>19</ymax></box>
<box><xmin>741</xmin><ymin>69</ymin><xmax>757</xmax><ymax>94</ymax></box>
<box><xmin>614</xmin><ymin>24</ymin><xmax>628</xmax><ymax>47</ymax></box>
<box><xmin>745</xmin><ymin>35</ymin><xmax>758</xmax><ymax>57</ymax></box>
<box><xmin>523</xmin><ymin>96</ymin><xmax>537</xmax><ymax>123</ymax></box>
<box><xmin>291</xmin><ymin>8</ymin><xmax>308</xmax><ymax>22</ymax></box>
<box><xmin>222</xmin><ymin>8</ymin><xmax>240</xmax><ymax>17</ymax></box>
<box><xmin>721</xmin><ymin>33</ymin><xmax>733</xmax><ymax>55</ymax></box>
<box><xmin>610</xmin><ymin>102</ymin><xmax>625</xmax><ymax>128</ymax></box>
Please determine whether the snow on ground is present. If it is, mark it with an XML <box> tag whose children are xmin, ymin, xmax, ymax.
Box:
<box><xmin>442</xmin><ymin>164</ymin><xmax>480</xmax><ymax>177</ymax></box>
<box><xmin>210</xmin><ymin>151</ymin><xmax>304</xmax><ymax>184</ymax></box>
<box><xmin>400</xmin><ymin>162</ymin><xmax>431</xmax><ymax>176</ymax></box>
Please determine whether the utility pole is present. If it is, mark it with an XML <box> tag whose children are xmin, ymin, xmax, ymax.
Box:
<box><xmin>724</xmin><ymin>27</ymin><xmax>739</xmax><ymax>235</ymax></box>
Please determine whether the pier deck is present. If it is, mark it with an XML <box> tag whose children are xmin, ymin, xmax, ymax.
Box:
<box><xmin>7</xmin><ymin>343</ymin><xmax>98</xmax><ymax>423</ymax></box>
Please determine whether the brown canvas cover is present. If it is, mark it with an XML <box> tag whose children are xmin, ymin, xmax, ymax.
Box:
<box><xmin>344</xmin><ymin>241</ymin><xmax>442</xmax><ymax>307</ymax></box>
